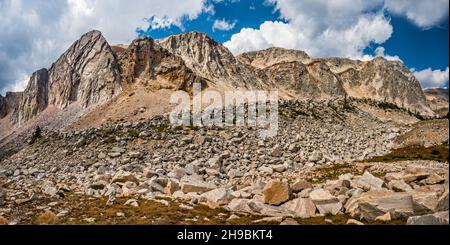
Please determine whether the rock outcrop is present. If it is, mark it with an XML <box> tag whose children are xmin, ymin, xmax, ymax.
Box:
<box><xmin>0</xmin><ymin>92</ymin><xmax>22</xmax><ymax>119</ymax></box>
<box><xmin>424</xmin><ymin>88</ymin><xmax>449</xmax><ymax>116</ymax></box>
<box><xmin>14</xmin><ymin>69</ymin><xmax>49</xmax><ymax>124</ymax></box>
<box><xmin>325</xmin><ymin>57</ymin><xmax>434</xmax><ymax>116</ymax></box>
<box><xmin>238</xmin><ymin>48</ymin><xmax>434</xmax><ymax>116</ymax></box>
<box><xmin>263</xmin><ymin>60</ymin><xmax>347</xmax><ymax>100</ymax></box>
<box><xmin>48</xmin><ymin>30</ymin><xmax>121</xmax><ymax>110</ymax></box>
<box><xmin>237</xmin><ymin>47</ymin><xmax>311</xmax><ymax>69</ymax></box>
<box><xmin>157</xmin><ymin>31</ymin><xmax>269</xmax><ymax>89</ymax></box>
<box><xmin>5</xmin><ymin>30</ymin><xmax>122</xmax><ymax>125</ymax></box>
<box><xmin>117</xmin><ymin>36</ymin><xmax>205</xmax><ymax>91</ymax></box>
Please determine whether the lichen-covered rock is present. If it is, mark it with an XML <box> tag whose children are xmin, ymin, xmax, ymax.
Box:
<box><xmin>436</xmin><ymin>190</ymin><xmax>449</xmax><ymax>212</ymax></box>
<box><xmin>180</xmin><ymin>178</ymin><xmax>217</xmax><ymax>194</ymax></box>
<box><xmin>356</xmin><ymin>171</ymin><xmax>385</xmax><ymax>190</ymax></box>
<box><xmin>201</xmin><ymin>188</ymin><xmax>232</xmax><ymax>208</ymax></box>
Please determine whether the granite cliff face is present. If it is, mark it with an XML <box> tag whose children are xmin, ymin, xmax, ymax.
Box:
<box><xmin>237</xmin><ymin>48</ymin><xmax>433</xmax><ymax>115</ymax></box>
<box><xmin>158</xmin><ymin>35</ymin><xmax>347</xmax><ymax>99</ymax></box>
<box><xmin>47</xmin><ymin>30</ymin><xmax>122</xmax><ymax>110</ymax></box>
<box><xmin>14</xmin><ymin>69</ymin><xmax>49</xmax><ymax>124</ymax></box>
<box><xmin>2</xmin><ymin>31</ymin><xmax>122</xmax><ymax>126</ymax></box>
<box><xmin>235</xmin><ymin>48</ymin><xmax>346</xmax><ymax>100</ymax></box>
<box><xmin>263</xmin><ymin>60</ymin><xmax>347</xmax><ymax>100</ymax></box>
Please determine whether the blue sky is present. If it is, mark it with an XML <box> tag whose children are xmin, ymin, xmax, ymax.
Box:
<box><xmin>139</xmin><ymin>0</ymin><xmax>449</xmax><ymax>88</ymax></box>
<box><xmin>141</xmin><ymin>0</ymin><xmax>449</xmax><ymax>73</ymax></box>
<box><xmin>139</xmin><ymin>0</ymin><xmax>281</xmax><ymax>43</ymax></box>
<box><xmin>368</xmin><ymin>16</ymin><xmax>449</xmax><ymax>71</ymax></box>
<box><xmin>0</xmin><ymin>0</ymin><xmax>448</xmax><ymax>93</ymax></box>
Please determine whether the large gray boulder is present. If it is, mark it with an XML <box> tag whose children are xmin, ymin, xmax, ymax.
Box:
<box><xmin>356</xmin><ymin>172</ymin><xmax>385</xmax><ymax>190</ymax></box>
<box><xmin>310</xmin><ymin>188</ymin><xmax>342</xmax><ymax>215</ymax></box>
<box><xmin>407</xmin><ymin>211</ymin><xmax>449</xmax><ymax>225</ymax></box>
<box><xmin>282</xmin><ymin>198</ymin><xmax>317</xmax><ymax>218</ymax></box>
<box><xmin>202</xmin><ymin>188</ymin><xmax>232</xmax><ymax>208</ymax></box>
<box><xmin>180</xmin><ymin>177</ymin><xmax>217</xmax><ymax>194</ymax></box>
<box><xmin>345</xmin><ymin>190</ymin><xmax>415</xmax><ymax>221</ymax></box>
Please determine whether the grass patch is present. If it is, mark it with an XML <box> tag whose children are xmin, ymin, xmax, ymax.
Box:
<box><xmin>305</xmin><ymin>164</ymin><xmax>361</xmax><ymax>184</ymax></box>
<box><xmin>187</xmin><ymin>125</ymin><xmax>201</xmax><ymax>131</ymax></box>
<box><xmin>149</xmin><ymin>124</ymin><xmax>170</xmax><ymax>132</ymax></box>
<box><xmin>4</xmin><ymin>192</ymin><xmax>407</xmax><ymax>225</ymax></box>
<box><xmin>54</xmin><ymin>195</ymin><xmax>271</xmax><ymax>225</ymax></box>
<box><xmin>104</xmin><ymin>136</ymin><xmax>116</xmax><ymax>144</ymax></box>
<box><xmin>366</xmin><ymin>143</ymin><xmax>449</xmax><ymax>163</ymax></box>
<box><xmin>128</xmin><ymin>129</ymin><xmax>140</xmax><ymax>138</ymax></box>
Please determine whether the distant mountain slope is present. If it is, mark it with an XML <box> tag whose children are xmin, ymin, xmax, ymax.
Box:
<box><xmin>424</xmin><ymin>88</ymin><xmax>449</xmax><ymax>117</ymax></box>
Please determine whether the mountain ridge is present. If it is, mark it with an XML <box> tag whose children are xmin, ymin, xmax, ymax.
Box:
<box><xmin>0</xmin><ymin>30</ymin><xmax>438</xmax><ymax>140</ymax></box>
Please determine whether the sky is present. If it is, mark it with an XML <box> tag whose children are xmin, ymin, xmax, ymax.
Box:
<box><xmin>0</xmin><ymin>0</ymin><xmax>448</xmax><ymax>95</ymax></box>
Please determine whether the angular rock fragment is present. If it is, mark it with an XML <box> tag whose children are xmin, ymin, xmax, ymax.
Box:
<box><xmin>309</xmin><ymin>188</ymin><xmax>342</xmax><ymax>215</ymax></box>
<box><xmin>263</xmin><ymin>180</ymin><xmax>290</xmax><ymax>205</ymax></box>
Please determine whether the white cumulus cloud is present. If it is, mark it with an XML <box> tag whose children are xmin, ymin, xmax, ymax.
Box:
<box><xmin>0</xmin><ymin>0</ymin><xmax>208</xmax><ymax>94</ymax></box>
<box><xmin>225</xmin><ymin>0</ymin><xmax>393</xmax><ymax>58</ymax></box>
<box><xmin>384</xmin><ymin>0</ymin><xmax>449</xmax><ymax>29</ymax></box>
<box><xmin>413</xmin><ymin>67</ymin><xmax>449</xmax><ymax>88</ymax></box>
<box><xmin>373</xmin><ymin>46</ymin><xmax>402</xmax><ymax>61</ymax></box>
<box><xmin>224</xmin><ymin>0</ymin><xmax>449</xmax><ymax>60</ymax></box>
<box><xmin>212</xmin><ymin>18</ymin><xmax>237</xmax><ymax>31</ymax></box>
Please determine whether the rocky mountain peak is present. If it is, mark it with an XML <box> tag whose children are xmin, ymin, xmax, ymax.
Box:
<box><xmin>2</xmin><ymin>30</ymin><xmax>123</xmax><ymax>125</ymax></box>
<box><xmin>157</xmin><ymin>31</ymin><xmax>247</xmax><ymax>88</ymax></box>
<box><xmin>336</xmin><ymin>57</ymin><xmax>434</xmax><ymax>116</ymax></box>
<box><xmin>47</xmin><ymin>29</ymin><xmax>121</xmax><ymax>110</ymax></box>
<box><xmin>160</xmin><ymin>31</ymin><xmax>223</xmax><ymax>48</ymax></box>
